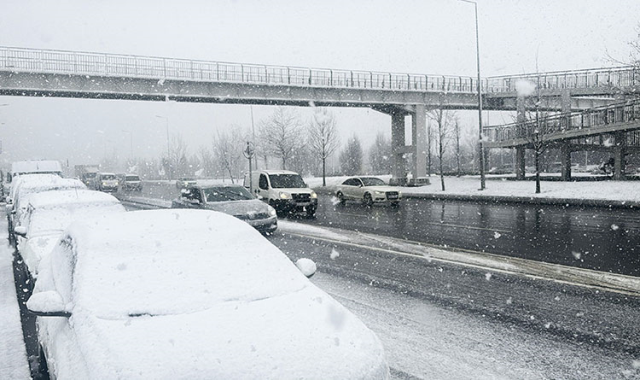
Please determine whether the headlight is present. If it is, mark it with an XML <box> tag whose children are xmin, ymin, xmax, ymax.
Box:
<box><xmin>310</xmin><ymin>191</ymin><xmax>317</xmax><ymax>199</ymax></box>
<box><xmin>375</xmin><ymin>191</ymin><xmax>384</xmax><ymax>195</ymax></box>
<box><xmin>279</xmin><ymin>192</ymin><xmax>291</xmax><ymax>199</ymax></box>
<box><xmin>268</xmin><ymin>205</ymin><xmax>277</xmax><ymax>217</ymax></box>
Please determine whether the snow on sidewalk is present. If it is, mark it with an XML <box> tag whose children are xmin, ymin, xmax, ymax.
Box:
<box><xmin>0</xmin><ymin>230</ymin><xmax>30</xmax><ymax>379</ymax></box>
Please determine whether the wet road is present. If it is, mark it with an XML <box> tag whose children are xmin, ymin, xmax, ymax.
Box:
<box><xmin>295</xmin><ymin>196</ymin><xmax>640</xmax><ymax>277</ymax></box>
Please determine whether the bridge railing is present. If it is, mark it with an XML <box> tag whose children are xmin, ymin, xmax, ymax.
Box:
<box><xmin>485</xmin><ymin>66</ymin><xmax>639</xmax><ymax>93</ymax></box>
<box><xmin>0</xmin><ymin>46</ymin><xmax>479</xmax><ymax>93</ymax></box>
<box><xmin>484</xmin><ymin>98</ymin><xmax>640</xmax><ymax>144</ymax></box>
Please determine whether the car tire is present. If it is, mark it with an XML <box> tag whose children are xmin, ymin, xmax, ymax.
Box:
<box><xmin>363</xmin><ymin>193</ymin><xmax>373</xmax><ymax>207</ymax></box>
<box><xmin>336</xmin><ymin>191</ymin><xmax>346</xmax><ymax>205</ymax></box>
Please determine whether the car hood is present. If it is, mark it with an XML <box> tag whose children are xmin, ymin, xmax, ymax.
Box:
<box><xmin>69</xmin><ymin>285</ymin><xmax>388</xmax><ymax>379</ymax></box>
<box><xmin>204</xmin><ymin>199</ymin><xmax>271</xmax><ymax>216</ymax></box>
<box><xmin>271</xmin><ymin>187</ymin><xmax>313</xmax><ymax>194</ymax></box>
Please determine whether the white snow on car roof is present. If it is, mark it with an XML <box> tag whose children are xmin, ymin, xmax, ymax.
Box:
<box><xmin>66</xmin><ymin>209</ymin><xmax>307</xmax><ymax>317</ymax></box>
<box><xmin>11</xmin><ymin>160</ymin><xmax>62</xmax><ymax>174</ymax></box>
<box><xmin>26</xmin><ymin>189</ymin><xmax>121</xmax><ymax>209</ymax></box>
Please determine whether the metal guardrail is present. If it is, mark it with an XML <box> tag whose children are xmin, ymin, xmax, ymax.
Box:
<box><xmin>1</xmin><ymin>46</ymin><xmax>637</xmax><ymax>95</ymax></box>
<box><xmin>0</xmin><ymin>46</ymin><xmax>477</xmax><ymax>93</ymax></box>
<box><xmin>485</xmin><ymin>66</ymin><xmax>639</xmax><ymax>93</ymax></box>
<box><xmin>484</xmin><ymin>99</ymin><xmax>640</xmax><ymax>144</ymax></box>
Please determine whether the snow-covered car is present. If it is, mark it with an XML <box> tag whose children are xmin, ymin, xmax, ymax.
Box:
<box><xmin>14</xmin><ymin>189</ymin><xmax>125</xmax><ymax>277</ymax></box>
<box><xmin>121</xmin><ymin>174</ymin><xmax>143</xmax><ymax>192</ymax></box>
<box><xmin>336</xmin><ymin>177</ymin><xmax>402</xmax><ymax>206</ymax></box>
<box><xmin>27</xmin><ymin>209</ymin><xmax>389</xmax><ymax>379</ymax></box>
<box><xmin>175</xmin><ymin>177</ymin><xmax>197</xmax><ymax>189</ymax></box>
<box><xmin>6</xmin><ymin>174</ymin><xmax>87</xmax><ymax>236</ymax></box>
<box><xmin>171</xmin><ymin>185</ymin><xmax>277</xmax><ymax>233</ymax></box>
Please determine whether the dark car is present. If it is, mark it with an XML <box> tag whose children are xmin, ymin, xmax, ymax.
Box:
<box><xmin>171</xmin><ymin>184</ymin><xmax>277</xmax><ymax>233</ymax></box>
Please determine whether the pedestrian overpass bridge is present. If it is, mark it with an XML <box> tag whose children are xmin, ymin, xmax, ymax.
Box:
<box><xmin>1</xmin><ymin>46</ymin><xmax>639</xmax><ymax>182</ymax></box>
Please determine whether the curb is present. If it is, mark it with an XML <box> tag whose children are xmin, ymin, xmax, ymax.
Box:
<box><xmin>402</xmin><ymin>193</ymin><xmax>640</xmax><ymax>209</ymax></box>
<box><xmin>310</xmin><ymin>185</ymin><xmax>640</xmax><ymax>209</ymax></box>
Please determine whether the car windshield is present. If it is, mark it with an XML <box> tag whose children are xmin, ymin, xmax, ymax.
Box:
<box><xmin>203</xmin><ymin>186</ymin><xmax>254</xmax><ymax>202</ymax></box>
<box><xmin>101</xmin><ymin>174</ymin><xmax>116</xmax><ymax>180</ymax></box>
<box><xmin>125</xmin><ymin>175</ymin><xmax>140</xmax><ymax>181</ymax></box>
<box><xmin>360</xmin><ymin>177</ymin><xmax>386</xmax><ymax>187</ymax></box>
<box><xmin>268</xmin><ymin>174</ymin><xmax>307</xmax><ymax>189</ymax></box>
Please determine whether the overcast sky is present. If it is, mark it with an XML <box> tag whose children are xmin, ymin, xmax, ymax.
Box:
<box><xmin>0</xmin><ymin>0</ymin><xmax>639</xmax><ymax>168</ymax></box>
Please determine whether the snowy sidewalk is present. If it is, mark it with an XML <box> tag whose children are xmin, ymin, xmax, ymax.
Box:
<box><xmin>308</xmin><ymin>175</ymin><xmax>640</xmax><ymax>208</ymax></box>
<box><xmin>0</xmin><ymin>220</ymin><xmax>30</xmax><ymax>379</ymax></box>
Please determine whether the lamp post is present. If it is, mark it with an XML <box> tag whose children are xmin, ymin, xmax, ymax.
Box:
<box><xmin>458</xmin><ymin>0</ymin><xmax>485</xmax><ymax>190</ymax></box>
<box><xmin>121</xmin><ymin>129</ymin><xmax>133</xmax><ymax>159</ymax></box>
<box><xmin>155</xmin><ymin>115</ymin><xmax>171</xmax><ymax>180</ymax></box>
<box><xmin>243</xmin><ymin>141</ymin><xmax>255</xmax><ymax>193</ymax></box>
<box><xmin>155</xmin><ymin>115</ymin><xmax>170</xmax><ymax>157</ymax></box>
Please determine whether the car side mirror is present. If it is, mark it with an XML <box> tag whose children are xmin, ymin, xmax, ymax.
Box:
<box><xmin>27</xmin><ymin>291</ymin><xmax>71</xmax><ymax>317</ymax></box>
<box><xmin>295</xmin><ymin>258</ymin><xmax>317</xmax><ymax>278</ymax></box>
<box><xmin>14</xmin><ymin>226</ymin><xmax>27</xmax><ymax>237</ymax></box>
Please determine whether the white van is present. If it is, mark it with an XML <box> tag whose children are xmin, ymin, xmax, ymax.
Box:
<box><xmin>244</xmin><ymin>170</ymin><xmax>317</xmax><ymax>217</ymax></box>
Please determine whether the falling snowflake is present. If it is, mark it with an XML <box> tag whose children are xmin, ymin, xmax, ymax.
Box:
<box><xmin>572</xmin><ymin>251</ymin><xmax>581</xmax><ymax>260</ymax></box>
<box><xmin>611</xmin><ymin>224</ymin><xmax>619</xmax><ymax>231</ymax></box>
<box><xmin>485</xmin><ymin>273</ymin><xmax>492</xmax><ymax>281</ymax></box>
<box><xmin>330</xmin><ymin>248</ymin><xmax>340</xmax><ymax>260</ymax></box>
<box><xmin>494</xmin><ymin>231</ymin><xmax>501</xmax><ymax>239</ymax></box>
<box><xmin>506</xmin><ymin>297</ymin><xmax>512</xmax><ymax>305</ymax></box>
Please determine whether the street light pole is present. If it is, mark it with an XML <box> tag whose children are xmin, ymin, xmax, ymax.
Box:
<box><xmin>155</xmin><ymin>115</ymin><xmax>171</xmax><ymax>180</ymax></box>
<box><xmin>459</xmin><ymin>0</ymin><xmax>485</xmax><ymax>190</ymax></box>
<box><xmin>121</xmin><ymin>129</ymin><xmax>133</xmax><ymax>159</ymax></box>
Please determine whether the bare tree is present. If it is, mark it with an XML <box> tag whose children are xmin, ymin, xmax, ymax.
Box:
<box><xmin>308</xmin><ymin>108</ymin><xmax>340</xmax><ymax>186</ymax></box>
<box><xmin>213</xmin><ymin>126</ymin><xmax>246</xmax><ymax>183</ymax></box>
<box><xmin>198</xmin><ymin>146</ymin><xmax>217</xmax><ymax>178</ymax></box>
<box><xmin>368</xmin><ymin>132</ymin><xmax>391</xmax><ymax>175</ymax></box>
<box><xmin>258</xmin><ymin>107</ymin><xmax>303</xmax><ymax>170</ymax></box>
<box><xmin>340</xmin><ymin>135</ymin><xmax>363</xmax><ymax>175</ymax></box>
<box><xmin>427</xmin><ymin>108</ymin><xmax>456</xmax><ymax>191</ymax></box>
<box><xmin>163</xmin><ymin>133</ymin><xmax>189</xmax><ymax>180</ymax></box>
<box><xmin>453</xmin><ymin>117</ymin><xmax>462</xmax><ymax>177</ymax></box>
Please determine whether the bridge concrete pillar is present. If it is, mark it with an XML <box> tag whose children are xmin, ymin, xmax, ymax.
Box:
<box><xmin>411</xmin><ymin>104</ymin><xmax>427</xmax><ymax>184</ymax></box>
<box><xmin>515</xmin><ymin>146</ymin><xmax>526</xmax><ymax>180</ymax></box>
<box><xmin>561</xmin><ymin>90</ymin><xmax>572</xmax><ymax>130</ymax></box>
<box><xmin>515</xmin><ymin>96</ymin><xmax>527</xmax><ymax>180</ymax></box>
<box><xmin>613</xmin><ymin>131</ymin><xmax>626</xmax><ymax>180</ymax></box>
<box><xmin>391</xmin><ymin>112</ymin><xmax>406</xmax><ymax>186</ymax></box>
<box><xmin>516</xmin><ymin>96</ymin><xmax>526</xmax><ymax>123</ymax></box>
<box><xmin>560</xmin><ymin>142</ymin><xmax>572</xmax><ymax>181</ymax></box>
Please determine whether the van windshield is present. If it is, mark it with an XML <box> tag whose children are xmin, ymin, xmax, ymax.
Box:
<box><xmin>268</xmin><ymin>174</ymin><xmax>307</xmax><ymax>189</ymax></box>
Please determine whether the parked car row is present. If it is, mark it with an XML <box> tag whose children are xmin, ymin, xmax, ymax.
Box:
<box><xmin>5</xmin><ymin>163</ymin><xmax>389</xmax><ymax>379</ymax></box>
